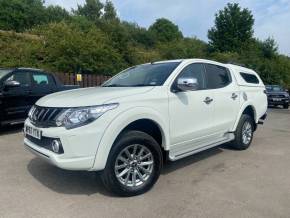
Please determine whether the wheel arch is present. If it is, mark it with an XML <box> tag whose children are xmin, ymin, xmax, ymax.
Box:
<box><xmin>91</xmin><ymin>107</ymin><xmax>169</xmax><ymax>171</ymax></box>
<box><xmin>116</xmin><ymin>119</ymin><xmax>165</xmax><ymax>147</ymax></box>
<box><xmin>232</xmin><ymin>103</ymin><xmax>257</xmax><ymax>132</ymax></box>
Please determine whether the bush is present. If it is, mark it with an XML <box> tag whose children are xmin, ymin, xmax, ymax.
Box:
<box><xmin>32</xmin><ymin>22</ymin><xmax>125</xmax><ymax>75</ymax></box>
<box><xmin>0</xmin><ymin>0</ymin><xmax>289</xmax><ymax>87</ymax></box>
<box><xmin>0</xmin><ymin>30</ymin><xmax>44</xmax><ymax>68</ymax></box>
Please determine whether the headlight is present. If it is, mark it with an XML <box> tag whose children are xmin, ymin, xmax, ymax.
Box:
<box><xmin>55</xmin><ymin>103</ymin><xmax>119</xmax><ymax>129</ymax></box>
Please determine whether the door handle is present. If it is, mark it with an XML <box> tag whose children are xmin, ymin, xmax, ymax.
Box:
<box><xmin>204</xmin><ymin>97</ymin><xmax>213</xmax><ymax>104</ymax></box>
<box><xmin>231</xmin><ymin>93</ymin><xmax>238</xmax><ymax>100</ymax></box>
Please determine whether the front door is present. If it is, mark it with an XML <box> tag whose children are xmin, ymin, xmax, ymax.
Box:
<box><xmin>168</xmin><ymin>63</ymin><xmax>215</xmax><ymax>153</ymax></box>
<box><xmin>1</xmin><ymin>71</ymin><xmax>32</xmax><ymax>122</ymax></box>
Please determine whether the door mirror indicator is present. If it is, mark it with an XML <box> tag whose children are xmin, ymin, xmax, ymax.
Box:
<box><xmin>4</xmin><ymin>80</ymin><xmax>20</xmax><ymax>88</ymax></box>
<box><xmin>177</xmin><ymin>78</ymin><xmax>198</xmax><ymax>92</ymax></box>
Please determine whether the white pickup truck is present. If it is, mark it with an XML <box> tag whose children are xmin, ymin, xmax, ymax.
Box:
<box><xmin>24</xmin><ymin>59</ymin><xmax>267</xmax><ymax>196</ymax></box>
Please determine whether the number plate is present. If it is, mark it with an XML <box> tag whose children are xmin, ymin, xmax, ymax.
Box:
<box><xmin>25</xmin><ymin>125</ymin><xmax>42</xmax><ymax>140</ymax></box>
<box><xmin>272</xmin><ymin>98</ymin><xmax>281</xmax><ymax>101</ymax></box>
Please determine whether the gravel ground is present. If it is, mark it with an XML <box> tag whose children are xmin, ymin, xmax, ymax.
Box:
<box><xmin>0</xmin><ymin>108</ymin><xmax>289</xmax><ymax>218</ymax></box>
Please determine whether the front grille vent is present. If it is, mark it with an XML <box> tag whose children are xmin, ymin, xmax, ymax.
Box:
<box><xmin>269</xmin><ymin>94</ymin><xmax>285</xmax><ymax>98</ymax></box>
<box><xmin>29</xmin><ymin>105</ymin><xmax>63</xmax><ymax>128</ymax></box>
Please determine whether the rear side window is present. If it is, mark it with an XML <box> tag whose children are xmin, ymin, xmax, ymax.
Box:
<box><xmin>204</xmin><ymin>64</ymin><xmax>231</xmax><ymax>89</ymax></box>
<box><xmin>32</xmin><ymin>72</ymin><xmax>55</xmax><ymax>87</ymax></box>
<box><xmin>240</xmin><ymin>72</ymin><xmax>259</xmax><ymax>84</ymax></box>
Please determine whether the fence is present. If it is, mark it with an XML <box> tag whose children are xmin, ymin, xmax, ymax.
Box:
<box><xmin>53</xmin><ymin>72</ymin><xmax>111</xmax><ymax>88</ymax></box>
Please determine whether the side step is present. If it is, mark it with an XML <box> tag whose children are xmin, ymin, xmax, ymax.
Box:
<box><xmin>169</xmin><ymin>133</ymin><xmax>235</xmax><ymax>161</ymax></box>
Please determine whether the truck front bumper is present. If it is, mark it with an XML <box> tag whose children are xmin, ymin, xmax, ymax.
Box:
<box><xmin>23</xmin><ymin>119</ymin><xmax>105</xmax><ymax>171</ymax></box>
<box><xmin>24</xmin><ymin>139</ymin><xmax>95</xmax><ymax>170</ymax></box>
<box><xmin>268</xmin><ymin>98</ymin><xmax>289</xmax><ymax>106</ymax></box>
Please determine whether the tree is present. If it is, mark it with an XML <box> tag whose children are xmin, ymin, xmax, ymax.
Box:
<box><xmin>0</xmin><ymin>0</ymin><xmax>46</xmax><ymax>31</ymax></box>
<box><xmin>260</xmin><ymin>37</ymin><xmax>278</xmax><ymax>59</ymax></box>
<box><xmin>148</xmin><ymin>18</ymin><xmax>183</xmax><ymax>43</ymax></box>
<box><xmin>33</xmin><ymin>22</ymin><xmax>124</xmax><ymax>74</ymax></box>
<box><xmin>122</xmin><ymin>22</ymin><xmax>155</xmax><ymax>48</ymax></box>
<box><xmin>158</xmin><ymin>37</ymin><xmax>207</xmax><ymax>59</ymax></box>
<box><xmin>45</xmin><ymin>5</ymin><xmax>70</xmax><ymax>23</ymax></box>
<box><xmin>208</xmin><ymin>3</ymin><xmax>254</xmax><ymax>52</ymax></box>
<box><xmin>0</xmin><ymin>30</ymin><xmax>44</xmax><ymax>68</ymax></box>
<box><xmin>1</xmin><ymin>0</ymin><xmax>290</xmax><ymax>88</ymax></box>
<box><xmin>74</xmin><ymin>0</ymin><xmax>103</xmax><ymax>22</ymax></box>
<box><xmin>103</xmin><ymin>0</ymin><xmax>118</xmax><ymax>21</ymax></box>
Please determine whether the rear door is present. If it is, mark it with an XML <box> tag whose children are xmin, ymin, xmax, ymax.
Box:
<box><xmin>204</xmin><ymin>64</ymin><xmax>240</xmax><ymax>134</ymax></box>
<box><xmin>1</xmin><ymin>70</ymin><xmax>32</xmax><ymax>121</ymax></box>
<box><xmin>29</xmin><ymin>71</ymin><xmax>57</xmax><ymax>104</ymax></box>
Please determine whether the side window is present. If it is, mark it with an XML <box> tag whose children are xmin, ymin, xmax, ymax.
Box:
<box><xmin>32</xmin><ymin>72</ymin><xmax>54</xmax><ymax>87</ymax></box>
<box><xmin>176</xmin><ymin>63</ymin><xmax>205</xmax><ymax>90</ymax></box>
<box><xmin>205</xmin><ymin>64</ymin><xmax>231</xmax><ymax>89</ymax></box>
<box><xmin>240</xmin><ymin>72</ymin><xmax>259</xmax><ymax>84</ymax></box>
<box><xmin>6</xmin><ymin>71</ymin><xmax>31</xmax><ymax>86</ymax></box>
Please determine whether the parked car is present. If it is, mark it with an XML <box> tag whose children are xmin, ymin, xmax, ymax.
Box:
<box><xmin>0</xmin><ymin>68</ymin><xmax>79</xmax><ymax>127</ymax></box>
<box><xmin>24</xmin><ymin>59</ymin><xmax>267</xmax><ymax>196</ymax></box>
<box><xmin>265</xmin><ymin>85</ymin><xmax>289</xmax><ymax>109</ymax></box>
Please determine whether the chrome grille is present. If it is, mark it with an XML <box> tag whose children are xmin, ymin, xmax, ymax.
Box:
<box><xmin>29</xmin><ymin>105</ymin><xmax>63</xmax><ymax>128</ymax></box>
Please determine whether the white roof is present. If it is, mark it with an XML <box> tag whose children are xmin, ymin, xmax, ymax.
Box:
<box><xmin>158</xmin><ymin>59</ymin><xmax>264</xmax><ymax>87</ymax></box>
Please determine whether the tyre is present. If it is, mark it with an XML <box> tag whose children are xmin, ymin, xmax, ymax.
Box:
<box><xmin>101</xmin><ymin>130</ymin><xmax>163</xmax><ymax>196</ymax></box>
<box><xmin>231</xmin><ymin>114</ymin><xmax>254</xmax><ymax>150</ymax></box>
<box><xmin>283</xmin><ymin>104</ymin><xmax>289</xmax><ymax>109</ymax></box>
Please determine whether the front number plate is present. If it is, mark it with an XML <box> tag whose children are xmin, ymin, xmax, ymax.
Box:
<box><xmin>25</xmin><ymin>125</ymin><xmax>42</xmax><ymax>140</ymax></box>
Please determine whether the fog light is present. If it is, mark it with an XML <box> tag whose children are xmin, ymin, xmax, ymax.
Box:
<box><xmin>51</xmin><ymin>140</ymin><xmax>61</xmax><ymax>153</ymax></box>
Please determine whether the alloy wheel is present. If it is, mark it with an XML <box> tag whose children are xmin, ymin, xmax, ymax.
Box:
<box><xmin>242</xmin><ymin>121</ymin><xmax>253</xmax><ymax>145</ymax></box>
<box><xmin>114</xmin><ymin>144</ymin><xmax>154</xmax><ymax>187</ymax></box>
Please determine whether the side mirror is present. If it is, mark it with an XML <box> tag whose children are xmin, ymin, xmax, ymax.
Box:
<box><xmin>4</xmin><ymin>80</ymin><xmax>20</xmax><ymax>88</ymax></box>
<box><xmin>176</xmin><ymin>78</ymin><xmax>198</xmax><ymax>92</ymax></box>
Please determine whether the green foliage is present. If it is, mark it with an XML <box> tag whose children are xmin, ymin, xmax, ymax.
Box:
<box><xmin>0</xmin><ymin>31</ymin><xmax>44</xmax><ymax>67</ymax></box>
<box><xmin>0</xmin><ymin>0</ymin><xmax>46</xmax><ymax>31</ymax></box>
<box><xmin>33</xmin><ymin>22</ymin><xmax>124</xmax><ymax>74</ymax></box>
<box><xmin>259</xmin><ymin>37</ymin><xmax>278</xmax><ymax>59</ymax></box>
<box><xmin>208</xmin><ymin>3</ymin><xmax>254</xmax><ymax>52</ymax></box>
<box><xmin>45</xmin><ymin>5</ymin><xmax>70</xmax><ymax>23</ymax></box>
<box><xmin>103</xmin><ymin>0</ymin><xmax>119</xmax><ymax>21</ymax></box>
<box><xmin>158</xmin><ymin>38</ymin><xmax>207</xmax><ymax>60</ymax></box>
<box><xmin>0</xmin><ymin>1</ymin><xmax>289</xmax><ymax>87</ymax></box>
<box><xmin>122</xmin><ymin>22</ymin><xmax>155</xmax><ymax>48</ymax></box>
<box><xmin>257</xmin><ymin>56</ymin><xmax>290</xmax><ymax>86</ymax></box>
<box><xmin>73</xmin><ymin>0</ymin><xmax>103</xmax><ymax>22</ymax></box>
<box><xmin>149</xmin><ymin>18</ymin><xmax>183</xmax><ymax>43</ymax></box>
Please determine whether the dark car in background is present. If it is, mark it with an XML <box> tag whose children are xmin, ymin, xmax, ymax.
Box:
<box><xmin>266</xmin><ymin>85</ymin><xmax>289</xmax><ymax>109</ymax></box>
<box><xmin>0</xmin><ymin>68</ymin><xmax>79</xmax><ymax>127</ymax></box>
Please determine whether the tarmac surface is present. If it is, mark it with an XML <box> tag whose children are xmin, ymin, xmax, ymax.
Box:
<box><xmin>0</xmin><ymin>108</ymin><xmax>289</xmax><ymax>218</ymax></box>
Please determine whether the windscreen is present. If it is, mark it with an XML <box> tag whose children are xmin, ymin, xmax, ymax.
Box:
<box><xmin>103</xmin><ymin>62</ymin><xmax>181</xmax><ymax>87</ymax></box>
<box><xmin>0</xmin><ymin>69</ymin><xmax>12</xmax><ymax>80</ymax></box>
<box><xmin>266</xmin><ymin>85</ymin><xmax>283</xmax><ymax>92</ymax></box>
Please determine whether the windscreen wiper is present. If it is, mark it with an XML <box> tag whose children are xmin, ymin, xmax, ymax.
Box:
<box><xmin>102</xmin><ymin>84</ymin><xmax>127</xmax><ymax>87</ymax></box>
